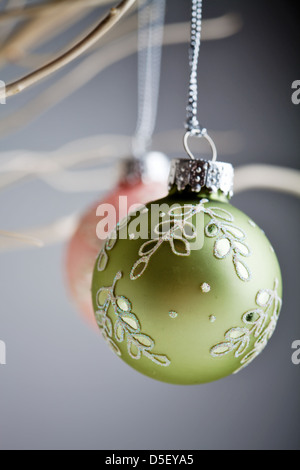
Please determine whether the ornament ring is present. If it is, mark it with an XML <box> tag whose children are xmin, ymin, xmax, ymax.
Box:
<box><xmin>183</xmin><ymin>130</ymin><xmax>218</xmax><ymax>162</ymax></box>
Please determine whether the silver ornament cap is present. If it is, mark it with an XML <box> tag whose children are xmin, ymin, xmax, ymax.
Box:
<box><xmin>119</xmin><ymin>152</ymin><xmax>170</xmax><ymax>186</ymax></box>
<box><xmin>168</xmin><ymin>159</ymin><xmax>234</xmax><ymax>197</ymax></box>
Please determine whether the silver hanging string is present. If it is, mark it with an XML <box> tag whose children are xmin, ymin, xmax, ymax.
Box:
<box><xmin>132</xmin><ymin>0</ymin><xmax>166</xmax><ymax>159</ymax></box>
<box><xmin>186</xmin><ymin>0</ymin><xmax>204</xmax><ymax>134</ymax></box>
<box><xmin>184</xmin><ymin>0</ymin><xmax>217</xmax><ymax>161</ymax></box>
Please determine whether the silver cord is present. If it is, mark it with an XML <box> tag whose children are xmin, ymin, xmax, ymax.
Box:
<box><xmin>132</xmin><ymin>0</ymin><xmax>166</xmax><ymax>159</ymax></box>
<box><xmin>186</xmin><ymin>0</ymin><xmax>203</xmax><ymax>134</ymax></box>
<box><xmin>184</xmin><ymin>0</ymin><xmax>217</xmax><ymax>161</ymax></box>
<box><xmin>184</xmin><ymin>130</ymin><xmax>217</xmax><ymax>162</ymax></box>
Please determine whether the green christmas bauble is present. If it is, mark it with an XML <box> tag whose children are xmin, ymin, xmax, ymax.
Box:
<box><xmin>91</xmin><ymin>159</ymin><xmax>282</xmax><ymax>385</ymax></box>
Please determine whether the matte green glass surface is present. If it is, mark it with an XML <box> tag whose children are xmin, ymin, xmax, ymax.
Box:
<box><xmin>92</xmin><ymin>191</ymin><xmax>282</xmax><ymax>385</ymax></box>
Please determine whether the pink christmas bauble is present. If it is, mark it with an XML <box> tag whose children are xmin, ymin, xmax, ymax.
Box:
<box><xmin>65</xmin><ymin>180</ymin><xmax>167</xmax><ymax>327</ymax></box>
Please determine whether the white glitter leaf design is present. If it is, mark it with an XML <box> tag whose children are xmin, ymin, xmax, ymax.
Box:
<box><xmin>97</xmin><ymin>229</ymin><xmax>117</xmax><ymax>272</ymax></box>
<box><xmin>95</xmin><ymin>272</ymin><xmax>171</xmax><ymax>367</ymax></box>
<box><xmin>210</xmin><ymin>279</ymin><xmax>282</xmax><ymax>373</ymax></box>
<box><xmin>130</xmin><ymin>201</ymin><xmax>207</xmax><ymax>281</ymax></box>
<box><xmin>129</xmin><ymin>200</ymin><xmax>252</xmax><ymax>283</ymax></box>
<box><xmin>205</xmin><ymin>207</ymin><xmax>252</xmax><ymax>282</ymax></box>
<box><xmin>211</xmin><ymin>328</ymin><xmax>250</xmax><ymax>358</ymax></box>
<box><xmin>233</xmin><ymin>256</ymin><xmax>251</xmax><ymax>282</ymax></box>
<box><xmin>214</xmin><ymin>237</ymin><xmax>231</xmax><ymax>258</ymax></box>
<box><xmin>170</xmin><ymin>237</ymin><xmax>190</xmax><ymax>256</ymax></box>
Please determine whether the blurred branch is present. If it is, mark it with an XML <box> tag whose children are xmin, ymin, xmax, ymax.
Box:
<box><xmin>0</xmin><ymin>164</ymin><xmax>299</xmax><ymax>253</ymax></box>
<box><xmin>0</xmin><ymin>130</ymin><xmax>243</xmax><ymax>192</ymax></box>
<box><xmin>0</xmin><ymin>0</ymin><xmax>142</xmax><ymax>65</ymax></box>
<box><xmin>0</xmin><ymin>230</ymin><xmax>43</xmax><ymax>248</ymax></box>
<box><xmin>3</xmin><ymin>11</ymin><xmax>242</xmax><ymax>65</ymax></box>
<box><xmin>154</xmin><ymin>129</ymin><xmax>244</xmax><ymax>156</ymax></box>
<box><xmin>0</xmin><ymin>14</ymin><xmax>243</xmax><ymax>136</ymax></box>
<box><xmin>235</xmin><ymin>165</ymin><xmax>300</xmax><ymax>198</ymax></box>
<box><xmin>0</xmin><ymin>0</ymin><xmax>26</xmax><ymax>43</ymax></box>
<box><xmin>0</xmin><ymin>214</ymin><xmax>78</xmax><ymax>252</ymax></box>
<box><xmin>0</xmin><ymin>4</ymin><xmax>90</xmax><ymax>64</ymax></box>
<box><xmin>4</xmin><ymin>0</ymin><xmax>137</xmax><ymax>97</ymax></box>
<box><xmin>0</xmin><ymin>134</ymin><xmax>130</xmax><ymax>191</ymax></box>
<box><xmin>0</xmin><ymin>0</ymin><xmax>116</xmax><ymax>20</ymax></box>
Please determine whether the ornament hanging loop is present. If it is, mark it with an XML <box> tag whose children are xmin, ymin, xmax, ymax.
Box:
<box><xmin>183</xmin><ymin>129</ymin><xmax>218</xmax><ymax>162</ymax></box>
<box><xmin>184</xmin><ymin>0</ymin><xmax>218</xmax><ymax>164</ymax></box>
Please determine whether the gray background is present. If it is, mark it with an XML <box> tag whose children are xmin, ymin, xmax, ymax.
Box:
<box><xmin>0</xmin><ymin>0</ymin><xmax>299</xmax><ymax>450</ymax></box>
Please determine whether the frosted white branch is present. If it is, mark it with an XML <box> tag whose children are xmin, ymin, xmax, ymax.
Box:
<box><xmin>235</xmin><ymin>165</ymin><xmax>300</xmax><ymax>198</ymax></box>
<box><xmin>0</xmin><ymin>164</ymin><xmax>299</xmax><ymax>253</ymax></box>
<box><xmin>0</xmin><ymin>0</ymin><xmax>117</xmax><ymax>21</ymax></box>
<box><xmin>0</xmin><ymin>230</ymin><xmax>43</xmax><ymax>248</ymax></box>
<box><xmin>0</xmin><ymin>14</ymin><xmax>243</xmax><ymax>137</ymax></box>
<box><xmin>0</xmin><ymin>131</ymin><xmax>243</xmax><ymax>192</ymax></box>
<box><xmin>0</xmin><ymin>214</ymin><xmax>79</xmax><ymax>252</ymax></box>
<box><xmin>4</xmin><ymin>0</ymin><xmax>137</xmax><ymax>97</ymax></box>
<box><xmin>0</xmin><ymin>2</ymin><xmax>89</xmax><ymax>64</ymax></box>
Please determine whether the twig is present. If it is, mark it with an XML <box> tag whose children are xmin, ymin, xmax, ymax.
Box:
<box><xmin>0</xmin><ymin>3</ymin><xmax>89</xmax><ymax>64</ymax></box>
<box><xmin>0</xmin><ymin>0</ymin><xmax>143</xmax><ymax>65</ymax></box>
<box><xmin>0</xmin><ymin>215</ymin><xmax>79</xmax><ymax>252</ymax></box>
<box><xmin>0</xmin><ymin>130</ymin><xmax>243</xmax><ymax>192</ymax></box>
<box><xmin>0</xmin><ymin>0</ymin><xmax>26</xmax><ymax>42</ymax></box>
<box><xmin>0</xmin><ymin>0</ymin><xmax>116</xmax><ymax>20</ymax></box>
<box><xmin>0</xmin><ymin>127</ymin><xmax>242</xmax><ymax>193</ymax></box>
<box><xmin>0</xmin><ymin>15</ymin><xmax>243</xmax><ymax>136</ymax></box>
<box><xmin>0</xmin><ymin>164</ymin><xmax>299</xmax><ymax>253</ymax></box>
<box><xmin>235</xmin><ymin>165</ymin><xmax>300</xmax><ymax>197</ymax></box>
<box><xmin>0</xmin><ymin>230</ymin><xmax>43</xmax><ymax>247</ymax></box>
<box><xmin>4</xmin><ymin>0</ymin><xmax>137</xmax><ymax>97</ymax></box>
<box><xmin>0</xmin><ymin>134</ymin><xmax>131</xmax><ymax>190</ymax></box>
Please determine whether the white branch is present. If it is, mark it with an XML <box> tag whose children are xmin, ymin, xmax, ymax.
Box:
<box><xmin>0</xmin><ymin>214</ymin><xmax>79</xmax><ymax>252</ymax></box>
<box><xmin>0</xmin><ymin>164</ymin><xmax>299</xmax><ymax>253</ymax></box>
<box><xmin>0</xmin><ymin>14</ymin><xmax>243</xmax><ymax>137</ymax></box>
<box><xmin>0</xmin><ymin>2</ymin><xmax>89</xmax><ymax>64</ymax></box>
<box><xmin>235</xmin><ymin>165</ymin><xmax>300</xmax><ymax>197</ymax></box>
<box><xmin>0</xmin><ymin>0</ymin><xmax>117</xmax><ymax>20</ymax></box>
<box><xmin>0</xmin><ymin>230</ymin><xmax>43</xmax><ymax>248</ymax></box>
<box><xmin>5</xmin><ymin>0</ymin><xmax>137</xmax><ymax>97</ymax></box>
<box><xmin>0</xmin><ymin>131</ymin><xmax>243</xmax><ymax>192</ymax></box>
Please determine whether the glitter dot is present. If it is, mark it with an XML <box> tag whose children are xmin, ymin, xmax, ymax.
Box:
<box><xmin>207</xmin><ymin>224</ymin><xmax>218</xmax><ymax>236</ymax></box>
<box><xmin>270</xmin><ymin>245</ymin><xmax>275</xmax><ymax>253</ymax></box>
<box><xmin>129</xmin><ymin>234</ymin><xmax>135</xmax><ymax>240</ymax></box>
<box><xmin>248</xmin><ymin>219</ymin><xmax>256</xmax><ymax>227</ymax></box>
<box><xmin>209</xmin><ymin>315</ymin><xmax>216</xmax><ymax>323</ymax></box>
<box><xmin>201</xmin><ymin>283</ymin><xmax>211</xmax><ymax>293</ymax></box>
<box><xmin>169</xmin><ymin>311</ymin><xmax>178</xmax><ymax>319</ymax></box>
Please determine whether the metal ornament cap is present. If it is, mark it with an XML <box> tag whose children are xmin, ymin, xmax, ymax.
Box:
<box><xmin>168</xmin><ymin>158</ymin><xmax>234</xmax><ymax>198</ymax></box>
<box><xmin>119</xmin><ymin>152</ymin><xmax>170</xmax><ymax>186</ymax></box>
